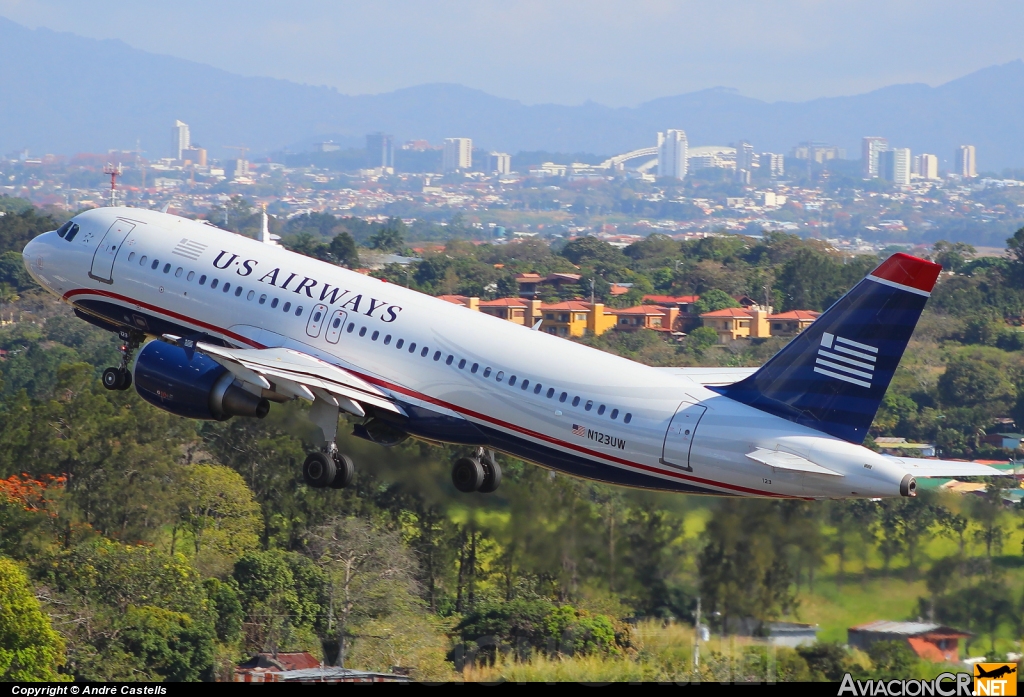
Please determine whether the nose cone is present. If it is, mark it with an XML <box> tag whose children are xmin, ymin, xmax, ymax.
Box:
<box><xmin>21</xmin><ymin>232</ymin><xmax>50</xmax><ymax>287</ymax></box>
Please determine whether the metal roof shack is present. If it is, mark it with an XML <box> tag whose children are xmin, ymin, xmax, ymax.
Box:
<box><xmin>264</xmin><ymin>667</ymin><xmax>413</xmax><ymax>683</ymax></box>
<box><xmin>848</xmin><ymin>621</ymin><xmax>971</xmax><ymax>663</ymax></box>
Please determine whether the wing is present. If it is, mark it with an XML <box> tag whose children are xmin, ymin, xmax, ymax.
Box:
<box><xmin>654</xmin><ymin>367</ymin><xmax>759</xmax><ymax>386</ymax></box>
<box><xmin>884</xmin><ymin>456</ymin><xmax>1010</xmax><ymax>478</ymax></box>
<box><xmin>192</xmin><ymin>341</ymin><xmax>405</xmax><ymax>418</ymax></box>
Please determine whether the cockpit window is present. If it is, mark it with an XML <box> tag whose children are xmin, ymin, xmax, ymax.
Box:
<box><xmin>56</xmin><ymin>221</ymin><xmax>73</xmax><ymax>238</ymax></box>
<box><xmin>64</xmin><ymin>223</ymin><xmax>80</xmax><ymax>242</ymax></box>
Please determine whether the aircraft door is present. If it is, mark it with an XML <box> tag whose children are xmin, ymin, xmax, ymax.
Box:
<box><xmin>324</xmin><ymin>309</ymin><xmax>349</xmax><ymax>344</ymax></box>
<box><xmin>89</xmin><ymin>219</ymin><xmax>136</xmax><ymax>283</ymax></box>
<box><xmin>660</xmin><ymin>399</ymin><xmax>707</xmax><ymax>472</ymax></box>
<box><xmin>306</xmin><ymin>303</ymin><xmax>329</xmax><ymax>337</ymax></box>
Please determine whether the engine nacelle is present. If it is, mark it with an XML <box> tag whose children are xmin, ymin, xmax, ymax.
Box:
<box><xmin>134</xmin><ymin>340</ymin><xmax>270</xmax><ymax>421</ymax></box>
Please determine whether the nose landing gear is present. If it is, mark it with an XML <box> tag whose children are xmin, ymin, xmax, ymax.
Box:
<box><xmin>102</xmin><ymin>330</ymin><xmax>142</xmax><ymax>391</ymax></box>
<box><xmin>452</xmin><ymin>449</ymin><xmax>502</xmax><ymax>493</ymax></box>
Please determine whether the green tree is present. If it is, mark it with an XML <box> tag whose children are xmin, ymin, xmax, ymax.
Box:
<box><xmin>930</xmin><ymin>241</ymin><xmax>976</xmax><ymax>274</ymax></box>
<box><xmin>0</xmin><ymin>556</ymin><xmax>67</xmax><ymax>680</ymax></box>
<box><xmin>328</xmin><ymin>231</ymin><xmax>359</xmax><ymax>268</ymax></box>
<box><xmin>368</xmin><ymin>219</ymin><xmax>406</xmax><ymax>252</ymax></box>
<box><xmin>692</xmin><ymin>289</ymin><xmax>740</xmax><ymax>315</ymax></box>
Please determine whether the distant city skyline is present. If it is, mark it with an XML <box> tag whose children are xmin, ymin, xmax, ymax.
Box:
<box><xmin>1</xmin><ymin>1</ymin><xmax>1023</xmax><ymax>107</ymax></box>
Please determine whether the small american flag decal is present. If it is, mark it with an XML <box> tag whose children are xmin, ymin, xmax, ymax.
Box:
<box><xmin>172</xmin><ymin>238</ymin><xmax>207</xmax><ymax>260</ymax></box>
<box><xmin>571</xmin><ymin>424</ymin><xmax>586</xmax><ymax>437</ymax></box>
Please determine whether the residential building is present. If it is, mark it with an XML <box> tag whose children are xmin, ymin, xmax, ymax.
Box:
<box><xmin>172</xmin><ymin>120</ymin><xmax>190</xmax><ymax>160</ymax></box>
<box><xmin>879</xmin><ymin>148</ymin><xmax>911</xmax><ymax>186</ymax></box>
<box><xmin>767</xmin><ymin>310</ymin><xmax>819</xmax><ymax>335</ymax></box>
<box><xmin>792</xmin><ymin>142</ymin><xmax>844</xmax><ymax>163</ymax></box>
<box><xmin>861</xmin><ymin>137</ymin><xmax>888</xmax><ymax>178</ymax></box>
<box><xmin>487</xmin><ymin>152</ymin><xmax>512</xmax><ymax>175</ymax></box>
<box><xmin>979</xmin><ymin>432</ymin><xmax>1024</xmax><ymax>450</ymax></box>
<box><xmin>700</xmin><ymin>307</ymin><xmax>770</xmax><ymax>343</ymax></box>
<box><xmin>315</xmin><ymin>141</ymin><xmax>341</xmax><ymax>152</ymax></box>
<box><xmin>540</xmin><ymin>301</ymin><xmax>616</xmax><ymax>337</ymax></box>
<box><xmin>735</xmin><ymin>140</ymin><xmax>755</xmax><ymax>182</ymax></box>
<box><xmin>181</xmin><ymin>147</ymin><xmax>207</xmax><ymax>167</ymax></box>
<box><xmin>643</xmin><ymin>294</ymin><xmax>700</xmax><ymax>330</ymax></box>
<box><xmin>847</xmin><ymin>621</ymin><xmax>970</xmax><ymax>663</ymax></box>
<box><xmin>229</xmin><ymin>159</ymin><xmax>249</xmax><ymax>179</ymax></box>
<box><xmin>366</xmin><ymin>132</ymin><xmax>395</xmax><ymax>169</ymax></box>
<box><xmin>442</xmin><ymin>138</ymin><xmax>472</xmax><ymax>172</ymax></box>
<box><xmin>514</xmin><ymin>272</ymin><xmax>582</xmax><ymax>297</ymax></box>
<box><xmin>610</xmin><ymin>305</ymin><xmax>678</xmax><ymax>332</ymax></box>
<box><xmin>955</xmin><ymin>145</ymin><xmax>977</xmax><ymax>178</ymax></box>
<box><xmin>657</xmin><ymin>129</ymin><xmax>688</xmax><ymax>180</ymax></box>
<box><xmin>760</xmin><ymin>152</ymin><xmax>785</xmax><ymax>177</ymax></box>
<box><xmin>918</xmin><ymin>153</ymin><xmax>939</xmax><ymax>180</ymax></box>
<box><xmin>478</xmin><ymin>297</ymin><xmax>544</xmax><ymax>326</ymax></box>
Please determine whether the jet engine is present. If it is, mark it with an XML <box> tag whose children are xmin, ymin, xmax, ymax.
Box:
<box><xmin>134</xmin><ymin>340</ymin><xmax>270</xmax><ymax>420</ymax></box>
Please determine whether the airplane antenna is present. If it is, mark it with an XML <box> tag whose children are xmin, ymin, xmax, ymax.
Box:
<box><xmin>103</xmin><ymin>162</ymin><xmax>123</xmax><ymax>207</ymax></box>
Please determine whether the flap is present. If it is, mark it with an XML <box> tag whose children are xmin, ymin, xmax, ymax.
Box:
<box><xmin>746</xmin><ymin>448</ymin><xmax>842</xmax><ymax>476</ymax></box>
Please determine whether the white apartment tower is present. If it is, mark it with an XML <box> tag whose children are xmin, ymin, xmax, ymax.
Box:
<box><xmin>879</xmin><ymin>148</ymin><xmax>911</xmax><ymax>186</ymax></box>
<box><xmin>861</xmin><ymin>136</ymin><xmax>888</xmax><ymax>178</ymax></box>
<box><xmin>760</xmin><ymin>152</ymin><xmax>785</xmax><ymax>178</ymax></box>
<box><xmin>172</xmin><ymin>120</ymin><xmax>190</xmax><ymax>160</ymax></box>
<box><xmin>487</xmin><ymin>152</ymin><xmax>511</xmax><ymax>175</ymax></box>
<box><xmin>955</xmin><ymin>145</ymin><xmax>977</xmax><ymax>178</ymax></box>
<box><xmin>442</xmin><ymin>138</ymin><xmax>473</xmax><ymax>172</ymax></box>
<box><xmin>657</xmin><ymin>129</ymin><xmax>688</xmax><ymax>180</ymax></box>
<box><xmin>918</xmin><ymin>153</ymin><xmax>939</xmax><ymax>180</ymax></box>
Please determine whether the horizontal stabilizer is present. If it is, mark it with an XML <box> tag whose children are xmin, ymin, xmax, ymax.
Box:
<box><xmin>884</xmin><ymin>456</ymin><xmax>1011</xmax><ymax>478</ymax></box>
<box><xmin>655</xmin><ymin>366</ymin><xmax>759</xmax><ymax>386</ymax></box>
<box><xmin>745</xmin><ymin>448</ymin><xmax>842</xmax><ymax>476</ymax></box>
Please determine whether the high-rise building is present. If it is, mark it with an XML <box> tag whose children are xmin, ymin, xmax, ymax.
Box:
<box><xmin>759</xmin><ymin>152</ymin><xmax>785</xmax><ymax>178</ymax></box>
<box><xmin>172</xmin><ymin>120</ymin><xmax>190</xmax><ymax>160</ymax></box>
<box><xmin>657</xmin><ymin>129</ymin><xmax>688</xmax><ymax>180</ymax></box>
<box><xmin>735</xmin><ymin>141</ymin><xmax>755</xmax><ymax>171</ymax></box>
<box><xmin>955</xmin><ymin>145</ymin><xmax>977</xmax><ymax>178</ymax></box>
<box><xmin>487</xmin><ymin>152</ymin><xmax>511</xmax><ymax>175</ymax></box>
<box><xmin>862</xmin><ymin>137</ymin><xmax>888</xmax><ymax>178</ymax></box>
<box><xmin>879</xmin><ymin>148</ymin><xmax>911</xmax><ymax>186</ymax></box>
<box><xmin>918</xmin><ymin>153</ymin><xmax>939</xmax><ymax>180</ymax></box>
<box><xmin>366</xmin><ymin>132</ymin><xmax>394</xmax><ymax>169</ymax></box>
<box><xmin>442</xmin><ymin>138</ymin><xmax>472</xmax><ymax>172</ymax></box>
<box><xmin>791</xmin><ymin>142</ymin><xmax>844</xmax><ymax>163</ymax></box>
<box><xmin>181</xmin><ymin>147</ymin><xmax>207</xmax><ymax>167</ymax></box>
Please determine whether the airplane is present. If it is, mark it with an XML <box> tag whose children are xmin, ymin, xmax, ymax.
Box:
<box><xmin>975</xmin><ymin>665</ymin><xmax>1016</xmax><ymax>680</ymax></box>
<box><xmin>21</xmin><ymin>207</ymin><xmax>1007</xmax><ymax>499</ymax></box>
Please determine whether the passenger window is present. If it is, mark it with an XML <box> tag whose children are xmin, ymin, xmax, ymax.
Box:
<box><xmin>521</xmin><ymin>379</ymin><xmax>529</xmax><ymax>390</ymax></box>
<box><xmin>223</xmin><ymin>283</ymin><xmax>231</xmax><ymax>293</ymax></box>
<box><xmin>546</xmin><ymin>388</ymin><xmax>554</xmax><ymax>398</ymax></box>
<box><xmin>597</xmin><ymin>404</ymin><xmax>606</xmax><ymax>415</ymax></box>
<box><xmin>187</xmin><ymin>271</ymin><xmax>195</xmax><ymax>281</ymax></box>
<box><xmin>333</xmin><ymin>318</ymin><xmax>342</xmax><ymax>328</ymax></box>
<box><xmin>295</xmin><ymin>307</ymin><xmax>302</xmax><ymax>316</ymax></box>
<box><xmin>174</xmin><ymin>267</ymin><xmax>183</xmax><ymax>277</ymax></box>
<box><xmin>458</xmin><ymin>359</ymin><xmax>466</xmax><ymax>369</ymax></box>
<box><xmin>421</xmin><ymin>347</ymin><xmax>429</xmax><ymax>357</ymax></box>
<box><xmin>258</xmin><ymin>294</ymin><xmax>266</xmax><ymax>304</ymax></box>
<box><xmin>384</xmin><ymin>335</ymin><xmax>391</xmax><ymax>345</ymax></box>
<box><xmin>535</xmin><ymin>384</ymin><xmax>543</xmax><ymax>395</ymax></box>
<box><xmin>128</xmin><ymin>252</ymin><xmax>135</xmax><ymax>262</ymax></box>
<box><xmin>247</xmin><ymin>290</ymin><xmax>255</xmax><ymax>300</ymax></box>
<box><xmin>495</xmin><ymin>371</ymin><xmax>504</xmax><ymax>382</ymax></box>
<box><xmin>347</xmin><ymin>322</ymin><xmax>355</xmax><ymax>333</ymax></box>
<box><xmin>313</xmin><ymin>309</ymin><xmax>323</xmax><ymax>322</ymax></box>
<box><xmin>585</xmin><ymin>401</ymin><xmax>593</xmax><ymax>411</ymax></box>
<box><xmin>396</xmin><ymin>338</ymin><xmax>404</xmax><ymax>349</ymax></box>
<box><xmin>483</xmin><ymin>367</ymin><xmax>491</xmax><ymax>377</ymax></box>
<box><xmin>283</xmin><ymin>301</ymin><xmax>291</xmax><ymax>312</ymax></box>
<box><xmin>559</xmin><ymin>392</ymin><xmax>567</xmax><ymax>402</ymax></box>
<box><xmin>611</xmin><ymin>409</ymin><xmax>619</xmax><ymax>420</ymax></box>
<box><xmin>271</xmin><ymin>298</ymin><xmax>279</xmax><ymax>308</ymax></box>
<box><xmin>471</xmin><ymin>363</ymin><xmax>479</xmax><ymax>373</ymax></box>
<box><xmin>140</xmin><ymin>256</ymin><xmax>147</xmax><ymax>266</ymax></box>
<box><xmin>433</xmin><ymin>351</ymin><xmax>441</xmax><ymax>361</ymax></box>
<box><xmin>151</xmin><ymin>260</ymin><xmax>159</xmax><ymax>270</ymax></box>
<box><xmin>199</xmin><ymin>275</ymin><xmax>206</xmax><ymax>285</ymax></box>
<box><xmin>371</xmin><ymin>331</ymin><xmax>379</xmax><ymax>341</ymax></box>
<box><xmin>359</xmin><ymin>327</ymin><xmax>367</xmax><ymax>337</ymax></box>
<box><xmin>163</xmin><ymin>263</ymin><xmax>171</xmax><ymax>273</ymax></box>
<box><xmin>572</xmin><ymin>396</ymin><xmax>581</xmax><ymax>407</ymax></box>
<box><xmin>234</xmin><ymin>286</ymin><xmax>243</xmax><ymax>297</ymax></box>
<box><xmin>211</xmin><ymin>279</ymin><xmax>219</xmax><ymax>289</ymax></box>
<box><xmin>508</xmin><ymin>376</ymin><xmax>517</xmax><ymax>386</ymax></box>
<box><xmin>624</xmin><ymin>413</ymin><xmax>632</xmax><ymax>424</ymax></box>
<box><xmin>446</xmin><ymin>355</ymin><xmax>454</xmax><ymax>365</ymax></box>
<box><xmin>408</xmin><ymin>342</ymin><xmax>416</xmax><ymax>352</ymax></box>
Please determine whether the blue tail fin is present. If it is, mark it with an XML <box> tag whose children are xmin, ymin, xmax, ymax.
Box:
<box><xmin>714</xmin><ymin>253</ymin><xmax>941</xmax><ymax>443</ymax></box>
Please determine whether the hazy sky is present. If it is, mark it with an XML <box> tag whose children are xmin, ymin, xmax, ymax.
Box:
<box><xmin>1</xmin><ymin>0</ymin><xmax>1021</xmax><ymax>106</ymax></box>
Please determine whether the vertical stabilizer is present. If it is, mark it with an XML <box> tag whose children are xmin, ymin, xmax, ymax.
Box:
<box><xmin>714</xmin><ymin>253</ymin><xmax>941</xmax><ymax>443</ymax></box>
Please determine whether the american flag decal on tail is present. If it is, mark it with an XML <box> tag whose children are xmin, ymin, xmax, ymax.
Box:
<box><xmin>571</xmin><ymin>424</ymin><xmax>586</xmax><ymax>437</ymax></box>
<box><xmin>814</xmin><ymin>332</ymin><xmax>877</xmax><ymax>388</ymax></box>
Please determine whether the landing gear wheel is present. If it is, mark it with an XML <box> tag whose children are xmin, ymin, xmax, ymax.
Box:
<box><xmin>102</xmin><ymin>367</ymin><xmax>121</xmax><ymax>391</ymax></box>
<box><xmin>116</xmin><ymin>369</ymin><xmax>132</xmax><ymax>391</ymax></box>
<box><xmin>303</xmin><ymin>452</ymin><xmax>336</xmax><ymax>488</ymax></box>
<box><xmin>452</xmin><ymin>457</ymin><xmax>484</xmax><ymax>493</ymax></box>
<box><xmin>478</xmin><ymin>457</ymin><xmax>502</xmax><ymax>494</ymax></box>
<box><xmin>330</xmin><ymin>453</ymin><xmax>354</xmax><ymax>489</ymax></box>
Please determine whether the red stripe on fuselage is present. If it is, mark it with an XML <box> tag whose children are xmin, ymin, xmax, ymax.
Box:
<box><xmin>64</xmin><ymin>287</ymin><xmax>799</xmax><ymax>498</ymax></box>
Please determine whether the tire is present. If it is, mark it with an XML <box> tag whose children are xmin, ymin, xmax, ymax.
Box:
<box><xmin>303</xmin><ymin>452</ymin><xmax>336</xmax><ymax>488</ymax></box>
<box><xmin>102</xmin><ymin>367</ymin><xmax>120</xmax><ymax>391</ymax></box>
<box><xmin>451</xmin><ymin>457</ymin><xmax>484</xmax><ymax>493</ymax></box>
<box><xmin>478</xmin><ymin>457</ymin><xmax>502</xmax><ymax>493</ymax></box>
<box><xmin>330</xmin><ymin>453</ymin><xmax>354</xmax><ymax>489</ymax></box>
<box><xmin>118</xmin><ymin>370</ymin><xmax>132</xmax><ymax>391</ymax></box>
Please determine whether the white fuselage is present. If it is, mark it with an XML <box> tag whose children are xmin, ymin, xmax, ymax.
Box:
<box><xmin>23</xmin><ymin>208</ymin><xmax>911</xmax><ymax>498</ymax></box>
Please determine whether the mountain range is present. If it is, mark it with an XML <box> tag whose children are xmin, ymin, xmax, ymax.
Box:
<box><xmin>1</xmin><ymin>16</ymin><xmax>1022</xmax><ymax>169</ymax></box>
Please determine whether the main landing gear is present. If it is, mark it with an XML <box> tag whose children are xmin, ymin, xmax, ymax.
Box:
<box><xmin>452</xmin><ymin>448</ymin><xmax>502</xmax><ymax>494</ymax></box>
<box><xmin>302</xmin><ymin>395</ymin><xmax>355</xmax><ymax>490</ymax></box>
<box><xmin>102</xmin><ymin>330</ymin><xmax>142</xmax><ymax>391</ymax></box>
